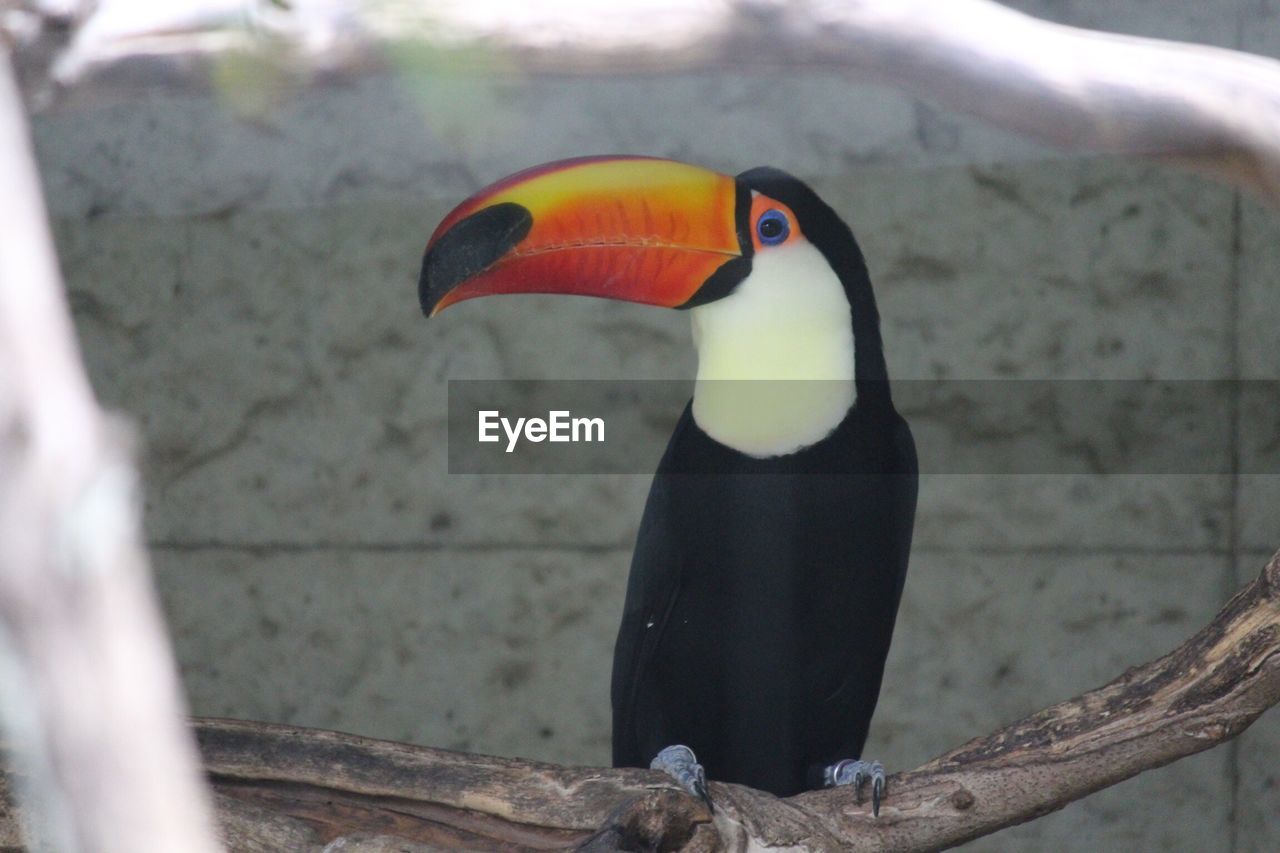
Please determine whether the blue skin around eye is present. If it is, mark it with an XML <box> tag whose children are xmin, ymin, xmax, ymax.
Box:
<box><xmin>757</xmin><ymin>210</ymin><xmax>790</xmax><ymax>245</ymax></box>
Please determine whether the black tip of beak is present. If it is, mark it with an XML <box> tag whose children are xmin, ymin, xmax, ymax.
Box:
<box><xmin>419</xmin><ymin>202</ymin><xmax>534</xmax><ymax>316</ymax></box>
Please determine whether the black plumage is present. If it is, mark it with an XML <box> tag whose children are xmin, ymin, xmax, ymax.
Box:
<box><xmin>610</xmin><ymin>169</ymin><xmax>918</xmax><ymax>796</ymax></box>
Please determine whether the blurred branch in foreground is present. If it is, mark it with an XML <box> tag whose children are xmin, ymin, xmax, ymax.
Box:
<box><xmin>0</xmin><ymin>39</ymin><xmax>220</xmax><ymax>853</ymax></box>
<box><xmin>8</xmin><ymin>0</ymin><xmax>1280</xmax><ymax>203</ymax></box>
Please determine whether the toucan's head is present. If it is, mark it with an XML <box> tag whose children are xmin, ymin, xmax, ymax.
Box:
<box><xmin>420</xmin><ymin>156</ymin><xmax>887</xmax><ymax>456</ymax></box>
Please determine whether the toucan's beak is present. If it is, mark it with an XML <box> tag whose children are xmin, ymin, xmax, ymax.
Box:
<box><xmin>419</xmin><ymin>156</ymin><xmax>749</xmax><ymax>316</ymax></box>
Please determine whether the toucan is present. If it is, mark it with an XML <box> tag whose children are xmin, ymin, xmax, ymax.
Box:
<box><xmin>418</xmin><ymin>156</ymin><xmax>917</xmax><ymax>814</ymax></box>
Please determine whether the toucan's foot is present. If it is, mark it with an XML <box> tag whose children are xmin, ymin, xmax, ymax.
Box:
<box><xmin>824</xmin><ymin>758</ymin><xmax>886</xmax><ymax>817</ymax></box>
<box><xmin>650</xmin><ymin>744</ymin><xmax>713</xmax><ymax>811</ymax></box>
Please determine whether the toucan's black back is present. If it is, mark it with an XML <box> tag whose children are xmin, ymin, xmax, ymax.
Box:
<box><xmin>610</xmin><ymin>397</ymin><xmax>917</xmax><ymax>796</ymax></box>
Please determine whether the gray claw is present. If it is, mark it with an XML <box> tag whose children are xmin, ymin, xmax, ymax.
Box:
<box><xmin>824</xmin><ymin>758</ymin><xmax>887</xmax><ymax>818</ymax></box>
<box><xmin>651</xmin><ymin>744</ymin><xmax>713</xmax><ymax>811</ymax></box>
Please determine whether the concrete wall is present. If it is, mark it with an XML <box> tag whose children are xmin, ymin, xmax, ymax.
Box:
<box><xmin>33</xmin><ymin>1</ymin><xmax>1279</xmax><ymax>849</ymax></box>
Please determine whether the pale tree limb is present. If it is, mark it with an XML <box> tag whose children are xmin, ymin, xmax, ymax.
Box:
<box><xmin>0</xmin><ymin>551</ymin><xmax>1272</xmax><ymax>851</ymax></box>
<box><xmin>0</xmin><ymin>38</ymin><xmax>220</xmax><ymax>853</ymax></box>
<box><xmin>10</xmin><ymin>0</ymin><xmax>1280</xmax><ymax>205</ymax></box>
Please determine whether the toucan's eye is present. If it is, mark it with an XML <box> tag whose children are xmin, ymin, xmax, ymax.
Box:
<box><xmin>756</xmin><ymin>209</ymin><xmax>790</xmax><ymax>246</ymax></box>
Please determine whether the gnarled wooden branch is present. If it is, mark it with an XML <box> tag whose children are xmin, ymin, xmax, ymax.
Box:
<box><xmin>4</xmin><ymin>551</ymin><xmax>1271</xmax><ymax>851</ymax></box>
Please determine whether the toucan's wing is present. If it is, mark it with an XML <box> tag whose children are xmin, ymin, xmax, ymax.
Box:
<box><xmin>609</xmin><ymin>406</ymin><xmax>697</xmax><ymax>768</ymax></box>
<box><xmin>805</xmin><ymin>411</ymin><xmax>918</xmax><ymax>773</ymax></box>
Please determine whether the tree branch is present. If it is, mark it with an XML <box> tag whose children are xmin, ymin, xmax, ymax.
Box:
<box><xmin>11</xmin><ymin>1</ymin><xmax>1280</xmax><ymax>204</ymax></box>
<box><xmin>3</xmin><ymin>551</ymin><xmax>1271</xmax><ymax>851</ymax></box>
<box><xmin>0</xmin><ymin>40</ymin><xmax>219</xmax><ymax>853</ymax></box>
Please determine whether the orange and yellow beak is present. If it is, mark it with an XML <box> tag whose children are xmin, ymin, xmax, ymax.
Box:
<box><xmin>419</xmin><ymin>156</ymin><xmax>751</xmax><ymax>316</ymax></box>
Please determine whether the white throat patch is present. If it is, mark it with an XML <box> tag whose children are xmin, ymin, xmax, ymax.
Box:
<box><xmin>689</xmin><ymin>241</ymin><xmax>856</xmax><ymax>458</ymax></box>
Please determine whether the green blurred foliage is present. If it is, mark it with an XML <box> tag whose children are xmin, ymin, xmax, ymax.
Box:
<box><xmin>385</xmin><ymin>33</ymin><xmax>526</xmax><ymax>158</ymax></box>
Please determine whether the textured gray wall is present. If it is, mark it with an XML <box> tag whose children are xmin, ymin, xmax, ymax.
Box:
<box><xmin>33</xmin><ymin>1</ymin><xmax>1280</xmax><ymax>850</ymax></box>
